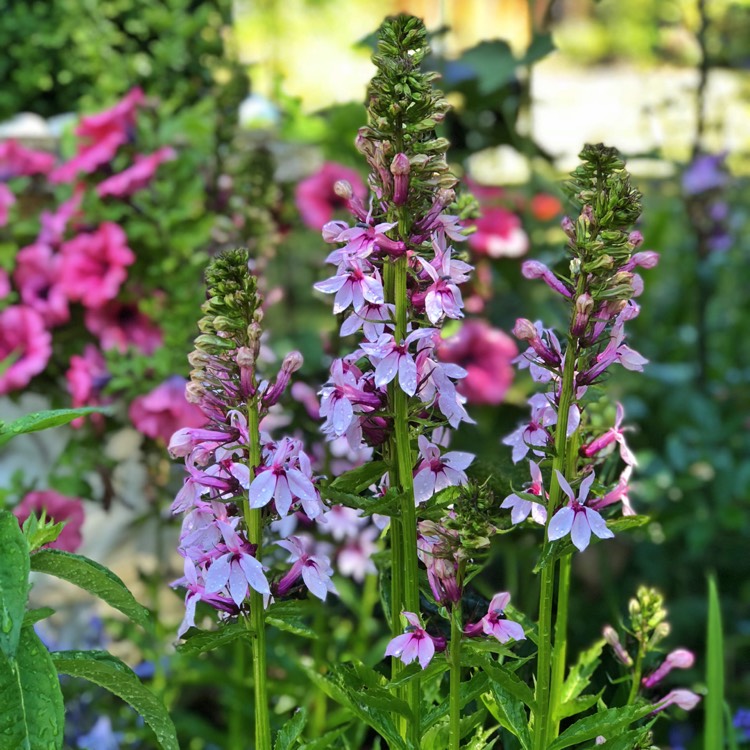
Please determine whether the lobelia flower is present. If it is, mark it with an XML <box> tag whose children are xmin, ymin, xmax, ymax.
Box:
<box><xmin>415</xmin><ymin>248</ymin><xmax>468</xmax><ymax>324</ymax></box>
<box><xmin>413</xmin><ymin>434</ymin><xmax>473</xmax><ymax>504</ymax></box>
<box><xmin>13</xmin><ymin>490</ymin><xmax>85</xmax><ymax>553</ymax></box>
<box><xmin>275</xmin><ymin>536</ymin><xmax>337</xmax><ymax>601</ymax></box>
<box><xmin>313</xmin><ymin>259</ymin><xmax>384</xmax><ymax>314</ymax></box>
<box><xmin>652</xmin><ymin>689</ymin><xmax>701</xmax><ymax>714</ymax></box>
<box><xmin>174</xmin><ymin>555</ymin><xmax>237</xmax><ymax>637</ymax></box>
<box><xmin>642</xmin><ymin>649</ymin><xmax>695</xmax><ymax>688</ymax></box>
<box><xmin>436</xmin><ymin>320</ymin><xmax>517</xmax><ymax>405</ymax></box>
<box><xmin>97</xmin><ymin>147</ymin><xmax>176</xmax><ymax>198</ymax></box>
<box><xmin>501</xmin><ymin>461</ymin><xmax>548</xmax><ymax>525</ymax></box>
<box><xmin>203</xmin><ymin>521</ymin><xmax>271</xmax><ymax>606</ymax></box>
<box><xmin>295</xmin><ymin>161</ymin><xmax>368</xmax><ymax>230</ymax></box>
<box><xmin>0</xmin><ymin>305</ymin><xmax>52</xmax><ymax>395</ymax></box>
<box><xmin>470</xmin><ymin>592</ymin><xmax>526</xmax><ymax>643</ymax></box>
<box><xmin>13</xmin><ymin>242</ymin><xmax>70</xmax><ymax>326</ymax></box>
<box><xmin>129</xmin><ymin>376</ymin><xmax>206</xmax><ymax>442</ymax></box>
<box><xmin>336</xmin><ymin>526</ymin><xmax>378</xmax><ymax>582</ymax></box>
<box><xmin>59</xmin><ymin>222</ymin><xmax>135</xmax><ymax>308</ymax></box>
<box><xmin>468</xmin><ymin>206</ymin><xmax>529</xmax><ymax>259</ymax></box>
<box><xmin>547</xmin><ymin>470</ymin><xmax>614</xmax><ymax>552</ymax></box>
<box><xmin>580</xmin><ymin>403</ymin><xmax>636</xmax><ymax>466</ymax></box>
<box><xmin>385</xmin><ymin>611</ymin><xmax>436</xmax><ymax>669</ymax></box>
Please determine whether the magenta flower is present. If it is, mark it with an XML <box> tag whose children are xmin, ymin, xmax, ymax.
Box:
<box><xmin>50</xmin><ymin>132</ymin><xmax>126</xmax><ymax>184</ymax></box>
<box><xmin>580</xmin><ymin>403</ymin><xmax>636</xmax><ymax>466</ymax></box>
<box><xmin>416</xmin><ymin>248</ymin><xmax>467</xmax><ymax>324</ymax></box>
<box><xmin>84</xmin><ymin>301</ymin><xmax>163</xmax><ymax>354</ymax></box>
<box><xmin>97</xmin><ymin>147</ymin><xmax>176</xmax><ymax>198</ymax></box>
<box><xmin>276</xmin><ymin>536</ymin><xmax>337</xmax><ymax>601</ymax></box>
<box><xmin>66</xmin><ymin>345</ymin><xmax>110</xmax><ymax>428</ymax></box>
<box><xmin>642</xmin><ymin>649</ymin><xmax>695</xmax><ymax>689</ymax></box>
<box><xmin>501</xmin><ymin>461</ymin><xmax>547</xmax><ymax>525</ymax></box>
<box><xmin>325</xmin><ymin>220</ymin><xmax>402</xmax><ymax>267</ymax></box>
<box><xmin>14</xmin><ymin>243</ymin><xmax>70</xmax><ymax>326</ymax></box>
<box><xmin>547</xmin><ymin>470</ymin><xmax>614</xmax><ymax>552</ymax></box>
<box><xmin>204</xmin><ymin>521</ymin><xmax>270</xmax><ymax>605</ymax></box>
<box><xmin>413</xmin><ymin>435</ymin><xmax>473</xmax><ymax>504</ymax></box>
<box><xmin>76</xmin><ymin>87</ymin><xmax>144</xmax><ymax>144</ymax></box>
<box><xmin>385</xmin><ymin>611</ymin><xmax>436</xmax><ymax>669</ymax></box>
<box><xmin>39</xmin><ymin>188</ymin><xmax>84</xmax><ymax>246</ymax></box>
<box><xmin>128</xmin><ymin>376</ymin><xmax>206</xmax><ymax>443</ymax></box>
<box><xmin>0</xmin><ymin>268</ymin><xmax>9</xmax><ymax>298</ymax></box>
<box><xmin>313</xmin><ymin>260</ymin><xmax>384</xmax><ymax>314</ymax></box>
<box><xmin>336</xmin><ymin>526</ymin><xmax>378</xmax><ymax>582</ymax></box>
<box><xmin>340</xmin><ymin>301</ymin><xmax>395</xmax><ymax>341</ymax></box>
<box><xmin>59</xmin><ymin>222</ymin><xmax>135</xmax><ymax>308</ymax></box>
<box><xmin>361</xmin><ymin>328</ymin><xmax>436</xmax><ymax>397</ymax></box>
<box><xmin>436</xmin><ymin>320</ymin><xmax>517</xmax><ymax>405</ymax></box>
<box><xmin>652</xmin><ymin>689</ymin><xmax>701</xmax><ymax>713</ymax></box>
<box><xmin>13</xmin><ymin>490</ymin><xmax>85</xmax><ymax>552</ymax></box>
<box><xmin>295</xmin><ymin>162</ymin><xmax>368</xmax><ymax>230</ymax></box>
<box><xmin>0</xmin><ymin>183</ymin><xmax>15</xmax><ymax>227</ymax></box>
<box><xmin>0</xmin><ymin>305</ymin><xmax>52</xmax><ymax>395</ymax></box>
<box><xmin>248</xmin><ymin>438</ymin><xmax>322</xmax><ymax>518</ymax></box>
<box><xmin>468</xmin><ymin>206</ymin><xmax>529</xmax><ymax>258</ymax></box>
<box><xmin>0</xmin><ymin>140</ymin><xmax>55</xmax><ymax>179</ymax></box>
<box><xmin>478</xmin><ymin>592</ymin><xmax>526</xmax><ymax>643</ymax></box>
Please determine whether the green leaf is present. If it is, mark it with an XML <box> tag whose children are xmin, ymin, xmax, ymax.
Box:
<box><xmin>52</xmin><ymin>650</ymin><xmax>179</xmax><ymax>750</ymax></box>
<box><xmin>0</xmin><ymin>407</ymin><xmax>108</xmax><ymax>446</ymax></box>
<box><xmin>0</xmin><ymin>625</ymin><xmax>64</xmax><ymax>750</ymax></box>
<box><xmin>29</xmin><ymin>549</ymin><xmax>150</xmax><ymax>628</ymax></box>
<box><xmin>0</xmin><ymin>510</ymin><xmax>29</xmax><ymax>658</ymax></box>
<box><xmin>560</xmin><ymin>639</ymin><xmax>605</xmax><ymax>706</ymax></box>
<box><xmin>339</xmin><ymin>661</ymin><xmax>413</xmax><ymax>719</ymax></box>
<box><xmin>266</xmin><ymin>599</ymin><xmax>317</xmax><ymax>639</ymax></box>
<box><xmin>329</xmin><ymin>461</ymin><xmax>387</xmax><ymax>494</ymax></box>
<box><xmin>485</xmin><ymin>680</ymin><xmax>531</xmax><ymax>750</ymax></box>
<box><xmin>705</xmin><ymin>574</ymin><xmax>724</xmax><ymax>750</ymax></box>
<box><xmin>466</xmin><ymin>653</ymin><xmax>535</xmax><ymax>710</ymax></box>
<box><xmin>274</xmin><ymin>707</ymin><xmax>308</xmax><ymax>750</ymax></box>
<box><xmin>458</xmin><ymin>40</ymin><xmax>517</xmax><ymax>94</ymax></box>
<box><xmin>546</xmin><ymin>703</ymin><xmax>653</xmax><ymax>750</ymax></box>
<box><xmin>301</xmin><ymin>664</ymin><xmax>407</xmax><ymax>750</ymax></box>
<box><xmin>298</xmin><ymin>725</ymin><xmax>350</xmax><ymax>750</ymax></box>
<box><xmin>176</xmin><ymin>622</ymin><xmax>252</xmax><ymax>655</ymax></box>
<box><xmin>534</xmin><ymin>516</ymin><xmax>650</xmax><ymax>572</ymax></box>
<box><xmin>556</xmin><ymin>690</ymin><xmax>604</xmax><ymax>721</ymax></box>
<box><xmin>520</xmin><ymin>33</ymin><xmax>555</xmax><ymax>66</ymax></box>
<box><xmin>579</xmin><ymin>723</ymin><xmax>655</xmax><ymax>750</ymax></box>
<box><xmin>422</xmin><ymin>672</ymin><xmax>489</xmax><ymax>732</ymax></box>
<box><xmin>23</xmin><ymin>607</ymin><xmax>55</xmax><ymax>627</ymax></box>
<box><xmin>387</xmin><ymin>658</ymin><xmax>448</xmax><ymax>687</ymax></box>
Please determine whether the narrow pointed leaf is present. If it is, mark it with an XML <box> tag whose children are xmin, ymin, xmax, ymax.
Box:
<box><xmin>485</xmin><ymin>681</ymin><xmax>532</xmax><ymax>750</ymax></box>
<box><xmin>52</xmin><ymin>650</ymin><xmax>179</xmax><ymax>750</ymax></box>
<box><xmin>0</xmin><ymin>625</ymin><xmax>64</xmax><ymax>750</ymax></box>
<box><xmin>176</xmin><ymin>622</ymin><xmax>253</xmax><ymax>655</ymax></box>
<box><xmin>0</xmin><ymin>407</ymin><xmax>108</xmax><ymax>446</ymax></box>
<box><xmin>561</xmin><ymin>639</ymin><xmax>605</xmax><ymax>705</ymax></box>
<box><xmin>274</xmin><ymin>707</ymin><xmax>308</xmax><ymax>750</ymax></box>
<box><xmin>705</xmin><ymin>575</ymin><xmax>724</xmax><ymax>750</ymax></box>
<box><xmin>546</xmin><ymin>703</ymin><xmax>653</xmax><ymax>750</ymax></box>
<box><xmin>30</xmin><ymin>549</ymin><xmax>149</xmax><ymax>628</ymax></box>
<box><xmin>0</xmin><ymin>510</ymin><xmax>29</xmax><ymax>658</ymax></box>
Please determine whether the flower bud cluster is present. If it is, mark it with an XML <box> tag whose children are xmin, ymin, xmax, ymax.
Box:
<box><xmin>170</xmin><ymin>249</ymin><xmax>332</xmax><ymax>637</ymax></box>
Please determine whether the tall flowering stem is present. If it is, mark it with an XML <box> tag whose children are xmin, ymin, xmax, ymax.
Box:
<box><xmin>499</xmin><ymin>146</ymin><xmax>650</xmax><ymax>750</ymax></box>
<box><xmin>314</xmin><ymin>15</ymin><xmax>475</xmax><ymax>747</ymax></box>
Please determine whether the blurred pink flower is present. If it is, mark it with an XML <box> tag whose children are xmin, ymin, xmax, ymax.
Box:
<box><xmin>85</xmin><ymin>301</ymin><xmax>163</xmax><ymax>354</ymax></box>
<box><xmin>0</xmin><ymin>305</ymin><xmax>52</xmax><ymax>395</ymax></box>
<box><xmin>468</xmin><ymin>206</ymin><xmax>529</xmax><ymax>259</ymax></box>
<box><xmin>50</xmin><ymin>88</ymin><xmax>144</xmax><ymax>184</ymax></box>
<box><xmin>437</xmin><ymin>320</ymin><xmax>517</xmax><ymax>405</ymax></box>
<box><xmin>295</xmin><ymin>162</ymin><xmax>367</xmax><ymax>230</ymax></box>
<box><xmin>39</xmin><ymin>188</ymin><xmax>84</xmax><ymax>246</ymax></box>
<box><xmin>0</xmin><ymin>140</ymin><xmax>55</xmax><ymax>179</ymax></box>
<box><xmin>129</xmin><ymin>376</ymin><xmax>205</xmax><ymax>442</ymax></box>
<box><xmin>14</xmin><ymin>243</ymin><xmax>70</xmax><ymax>326</ymax></box>
<box><xmin>0</xmin><ymin>268</ymin><xmax>9</xmax><ymax>298</ymax></box>
<box><xmin>13</xmin><ymin>490</ymin><xmax>85</xmax><ymax>553</ymax></box>
<box><xmin>59</xmin><ymin>222</ymin><xmax>134</xmax><ymax>308</ymax></box>
<box><xmin>97</xmin><ymin>147</ymin><xmax>176</xmax><ymax>198</ymax></box>
<box><xmin>66</xmin><ymin>345</ymin><xmax>110</xmax><ymax>428</ymax></box>
<box><xmin>0</xmin><ymin>183</ymin><xmax>16</xmax><ymax>227</ymax></box>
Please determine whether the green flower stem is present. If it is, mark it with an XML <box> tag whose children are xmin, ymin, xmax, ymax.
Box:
<box><xmin>244</xmin><ymin>402</ymin><xmax>271</xmax><ymax>750</ymax></box>
<box><xmin>627</xmin><ymin>640</ymin><xmax>646</xmax><ymax>705</ymax></box>
<box><xmin>533</xmin><ymin>328</ymin><xmax>581</xmax><ymax>750</ymax></box>
<box><xmin>449</xmin><ymin>603</ymin><xmax>463</xmax><ymax>750</ymax></box>
<box><xmin>229</xmin><ymin>638</ymin><xmax>246</xmax><ymax>750</ymax></box>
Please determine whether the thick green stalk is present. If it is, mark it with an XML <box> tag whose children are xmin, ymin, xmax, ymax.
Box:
<box><xmin>245</xmin><ymin>404</ymin><xmax>271</xmax><ymax>750</ymax></box>
<box><xmin>449</xmin><ymin>604</ymin><xmax>463</xmax><ymax>750</ymax></box>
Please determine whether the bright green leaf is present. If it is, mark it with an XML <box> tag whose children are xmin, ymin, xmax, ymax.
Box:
<box><xmin>547</xmin><ymin>703</ymin><xmax>653</xmax><ymax>750</ymax></box>
<box><xmin>274</xmin><ymin>707</ymin><xmax>307</xmax><ymax>750</ymax></box>
<box><xmin>52</xmin><ymin>650</ymin><xmax>179</xmax><ymax>750</ymax></box>
<box><xmin>30</xmin><ymin>549</ymin><xmax>149</xmax><ymax>628</ymax></box>
<box><xmin>0</xmin><ymin>510</ymin><xmax>29</xmax><ymax>658</ymax></box>
<box><xmin>0</xmin><ymin>407</ymin><xmax>109</xmax><ymax>446</ymax></box>
<box><xmin>176</xmin><ymin>622</ymin><xmax>252</xmax><ymax>655</ymax></box>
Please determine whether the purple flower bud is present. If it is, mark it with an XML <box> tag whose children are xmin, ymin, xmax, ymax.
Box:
<box><xmin>521</xmin><ymin>260</ymin><xmax>573</xmax><ymax>298</ymax></box>
<box><xmin>561</xmin><ymin>215</ymin><xmax>575</xmax><ymax>238</ymax></box>
<box><xmin>582</xmin><ymin>205</ymin><xmax>594</xmax><ymax>223</ymax></box>
<box><xmin>642</xmin><ymin>648</ymin><xmax>695</xmax><ymax>688</ymax></box>
<box><xmin>333</xmin><ymin>180</ymin><xmax>353</xmax><ymax>200</ymax></box>
<box><xmin>512</xmin><ymin>318</ymin><xmax>538</xmax><ymax>341</ymax></box>
<box><xmin>621</xmin><ymin>250</ymin><xmax>659</xmax><ymax>272</ymax></box>
<box><xmin>282</xmin><ymin>350</ymin><xmax>304</xmax><ymax>374</ymax></box>
<box><xmin>652</xmin><ymin>689</ymin><xmax>701</xmax><ymax>714</ymax></box>
<box><xmin>603</xmin><ymin>625</ymin><xmax>633</xmax><ymax>666</ymax></box>
<box><xmin>571</xmin><ymin>293</ymin><xmax>594</xmax><ymax>337</ymax></box>
<box><xmin>513</xmin><ymin>318</ymin><xmax>561</xmax><ymax>367</ymax></box>
<box><xmin>628</xmin><ymin>230</ymin><xmax>644</xmax><ymax>248</ymax></box>
<box><xmin>390</xmin><ymin>153</ymin><xmax>410</xmax><ymax>205</ymax></box>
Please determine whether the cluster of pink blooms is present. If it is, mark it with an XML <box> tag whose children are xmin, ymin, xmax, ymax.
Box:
<box><xmin>169</xmin><ymin>340</ymin><xmax>336</xmax><ymax>636</ymax></box>
<box><xmin>500</xmin><ymin>221</ymin><xmax>658</xmax><ymax>552</ymax></box>
<box><xmin>0</xmin><ymin>90</ymin><xmax>195</xmax><ymax>433</ymax></box>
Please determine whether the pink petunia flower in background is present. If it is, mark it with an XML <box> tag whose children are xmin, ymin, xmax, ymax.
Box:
<box><xmin>0</xmin><ymin>305</ymin><xmax>52</xmax><ymax>395</ymax></box>
<box><xmin>59</xmin><ymin>222</ymin><xmax>134</xmax><ymax>308</ymax></box>
<box><xmin>38</xmin><ymin>187</ymin><xmax>84</xmax><ymax>246</ymax></box>
<box><xmin>66</xmin><ymin>345</ymin><xmax>110</xmax><ymax>427</ymax></box>
<box><xmin>97</xmin><ymin>147</ymin><xmax>176</xmax><ymax>198</ymax></box>
<box><xmin>468</xmin><ymin>206</ymin><xmax>529</xmax><ymax>259</ymax></box>
<box><xmin>14</xmin><ymin>243</ymin><xmax>70</xmax><ymax>326</ymax></box>
<box><xmin>13</xmin><ymin>490</ymin><xmax>85</xmax><ymax>552</ymax></box>
<box><xmin>0</xmin><ymin>268</ymin><xmax>9</xmax><ymax>298</ymax></box>
<box><xmin>84</xmin><ymin>301</ymin><xmax>163</xmax><ymax>354</ymax></box>
<box><xmin>295</xmin><ymin>162</ymin><xmax>368</xmax><ymax>230</ymax></box>
<box><xmin>128</xmin><ymin>376</ymin><xmax>205</xmax><ymax>442</ymax></box>
<box><xmin>0</xmin><ymin>183</ymin><xmax>16</xmax><ymax>227</ymax></box>
<box><xmin>437</xmin><ymin>320</ymin><xmax>517</xmax><ymax>405</ymax></box>
<box><xmin>0</xmin><ymin>139</ymin><xmax>55</xmax><ymax>179</ymax></box>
